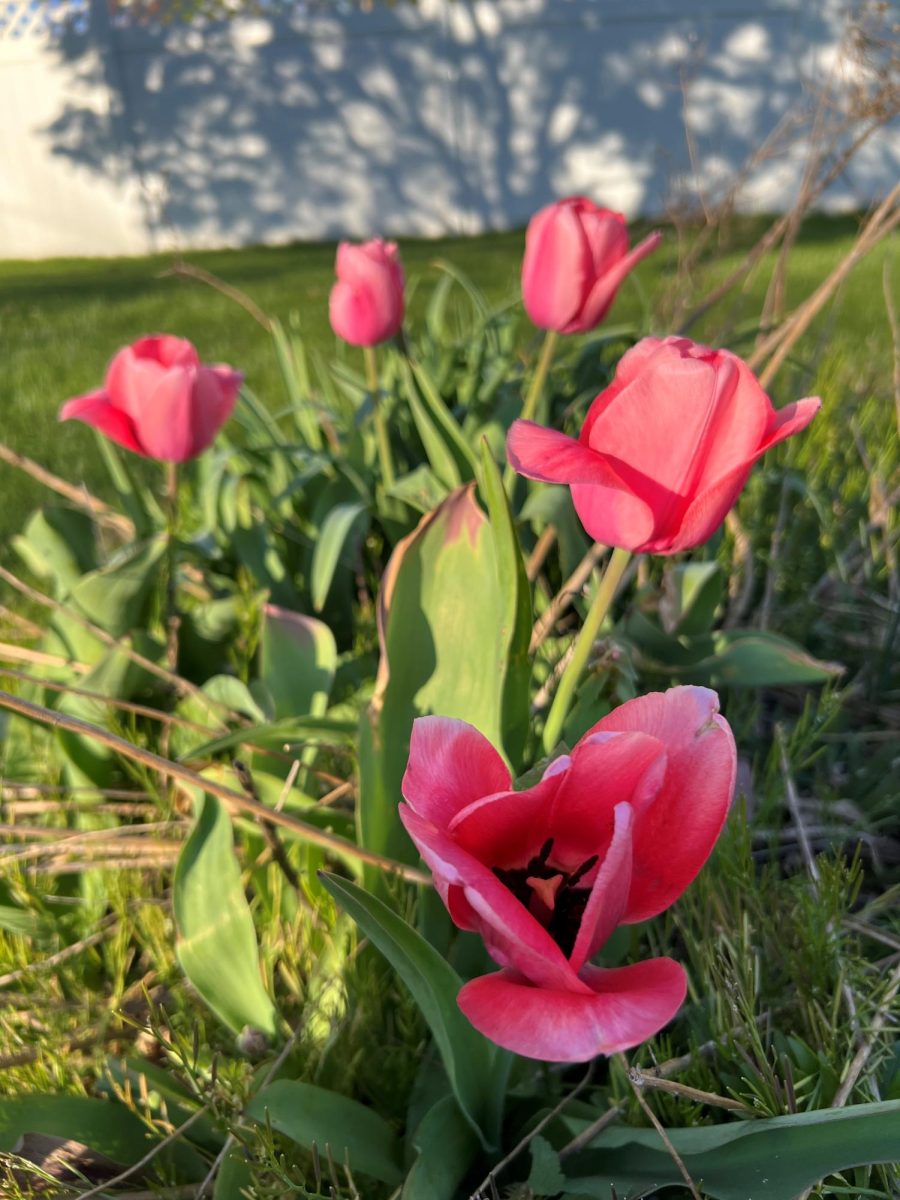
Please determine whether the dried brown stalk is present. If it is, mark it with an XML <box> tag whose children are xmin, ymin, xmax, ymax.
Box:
<box><xmin>0</xmin><ymin>688</ymin><xmax>430</xmax><ymax>886</ymax></box>
<box><xmin>618</xmin><ymin>1054</ymin><xmax>702</xmax><ymax>1200</ymax></box>
<box><xmin>0</xmin><ymin>564</ymin><xmax>218</xmax><ymax>712</ymax></box>
<box><xmin>530</xmin><ymin>543</ymin><xmax>607</xmax><ymax>652</ymax></box>
<box><xmin>0</xmin><ymin>441</ymin><xmax>134</xmax><ymax>539</ymax></box>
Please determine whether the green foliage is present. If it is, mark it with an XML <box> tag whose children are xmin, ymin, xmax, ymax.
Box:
<box><xmin>174</xmin><ymin>794</ymin><xmax>279</xmax><ymax>1038</ymax></box>
<box><xmin>0</xmin><ymin>218</ymin><xmax>897</xmax><ymax>1200</ymax></box>
<box><xmin>558</xmin><ymin>1101</ymin><xmax>900</xmax><ymax>1198</ymax></box>
<box><xmin>320</xmin><ymin>872</ymin><xmax>502</xmax><ymax>1149</ymax></box>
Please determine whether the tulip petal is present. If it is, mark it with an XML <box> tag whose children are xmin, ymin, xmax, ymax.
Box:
<box><xmin>590</xmin><ymin>687</ymin><xmax>736</xmax><ymax>921</ymax></box>
<box><xmin>760</xmin><ymin>395</ymin><xmax>822</xmax><ymax>452</ymax></box>
<box><xmin>675</xmin><ymin>396</ymin><xmax>820</xmax><ymax>551</ymax></box>
<box><xmin>105</xmin><ymin>345</ymin><xmax>168</xmax><ymax>425</ymax></box>
<box><xmin>548</xmin><ymin>731</ymin><xmax>667</xmax><ymax>868</ymax></box>
<box><xmin>188</xmin><ymin>366</ymin><xmax>243</xmax><ymax>455</ymax></box>
<box><xmin>507</xmin><ymin>421</ymin><xmax>611</xmax><ymax>486</ymax></box>
<box><xmin>569</xmin><ymin>802</ymin><xmax>633</xmax><ymax>972</ymax></box>
<box><xmin>458</xmin><ymin>957</ymin><xmax>687</xmax><ymax>1061</ymax></box>
<box><xmin>448</xmin><ymin>773</ymin><xmax>565</xmax><ymax>870</ymax></box>
<box><xmin>401</xmin><ymin>716</ymin><xmax>512</xmax><ymax>829</ymax></box>
<box><xmin>128</xmin><ymin>366</ymin><xmax>198</xmax><ymax>462</ymax></box>
<box><xmin>579</xmin><ymin>207</ymin><xmax>629</xmax><ymax>278</ymax></box>
<box><xmin>669</xmin><ymin>460</ymin><xmax>754</xmax><ymax>552</ymax></box>
<box><xmin>130</xmin><ymin>334</ymin><xmax>199</xmax><ymax>369</ymax></box>
<box><xmin>572</xmin><ymin>231</ymin><xmax>662</xmax><ymax>333</ymax></box>
<box><xmin>521</xmin><ymin>203</ymin><xmax>593</xmax><ymax>332</ymax></box>
<box><xmin>400</xmin><ymin>804</ymin><xmax>589</xmax><ymax>992</ymax></box>
<box><xmin>58</xmin><ymin>390</ymin><xmax>144</xmax><ymax>456</ymax></box>
<box><xmin>329</xmin><ymin>281</ymin><xmax>392</xmax><ymax>346</ymax></box>
<box><xmin>507</xmin><ymin>422</ymin><xmax>656</xmax><ymax>550</ymax></box>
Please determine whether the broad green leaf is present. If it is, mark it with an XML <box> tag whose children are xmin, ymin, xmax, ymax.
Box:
<box><xmin>359</xmin><ymin>484</ymin><xmax>517</xmax><ymax>864</ymax></box>
<box><xmin>320</xmin><ymin>873</ymin><xmax>498</xmax><ymax>1149</ymax></box>
<box><xmin>202</xmin><ymin>674</ymin><xmax>268</xmax><ymax>722</ymax></box>
<box><xmin>260</xmin><ymin>604</ymin><xmax>336</xmax><ymax>717</ymax></box>
<box><xmin>214</xmin><ymin>1148</ymin><xmax>255</xmax><ymax>1199</ymax></box>
<box><xmin>174</xmin><ymin>794</ymin><xmax>278</xmax><ymax>1037</ymax></box>
<box><xmin>180</xmin><ymin>715</ymin><xmax>355</xmax><ymax>762</ymax></box>
<box><xmin>310</xmin><ymin>502</ymin><xmax>369</xmax><ymax>612</ymax></box>
<box><xmin>528</xmin><ymin>1134</ymin><xmax>566</xmax><ymax>1195</ymax></box>
<box><xmin>68</xmin><ymin>537</ymin><xmax>166</xmax><ymax>637</ymax></box>
<box><xmin>659</xmin><ymin>561</ymin><xmax>723</xmax><ymax>636</ymax></box>
<box><xmin>55</xmin><ymin>637</ymin><xmax>158</xmax><ymax>786</ymax></box>
<box><xmin>386</xmin><ymin>465</ymin><xmax>449</xmax><ymax>514</ymax></box>
<box><xmin>697</xmin><ymin>630</ymin><xmax>844</xmax><ymax>687</ymax></box>
<box><xmin>400</xmin><ymin>361</ymin><xmax>463</xmax><ymax>489</ymax></box>
<box><xmin>94</xmin><ymin>432</ymin><xmax>162</xmax><ymax>535</ymax></box>
<box><xmin>271</xmin><ymin>317</ymin><xmax>322</xmax><ymax>450</ymax></box>
<box><xmin>561</xmin><ymin>1099</ymin><xmax>900</xmax><ymax>1198</ymax></box>
<box><xmin>479</xmin><ymin>441</ymin><xmax>532</xmax><ymax>768</ymax></box>
<box><xmin>409</xmin><ymin>359</ymin><xmax>480</xmax><ymax>477</ymax></box>
<box><xmin>403</xmin><ymin>1094</ymin><xmax>481</xmax><ymax>1200</ymax></box>
<box><xmin>244</xmin><ymin>1079</ymin><xmax>403</xmax><ymax>1185</ymax></box>
<box><xmin>102</xmin><ymin>1057</ymin><xmax>223</xmax><ymax>1154</ymax></box>
<box><xmin>0</xmin><ymin>1095</ymin><xmax>203</xmax><ymax>1177</ymax></box>
<box><xmin>0</xmin><ymin>905</ymin><xmax>50</xmax><ymax>938</ymax></box>
<box><xmin>12</xmin><ymin>507</ymin><xmax>98</xmax><ymax>594</ymax></box>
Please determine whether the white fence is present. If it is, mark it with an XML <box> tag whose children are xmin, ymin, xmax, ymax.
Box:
<box><xmin>0</xmin><ymin>0</ymin><xmax>896</xmax><ymax>259</ymax></box>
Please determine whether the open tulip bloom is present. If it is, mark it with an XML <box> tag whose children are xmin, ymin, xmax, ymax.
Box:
<box><xmin>400</xmin><ymin>686</ymin><xmax>736</xmax><ymax>1062</ymax></box>
<box><xmin>59</xmin><ymin>335</ymin><xmax>243</xmax><ymax>463</ymax></box>
<box><xmin>507</xmin><ymin>335</ymin><xmax>821</xmax><ymax>555</ymax></box>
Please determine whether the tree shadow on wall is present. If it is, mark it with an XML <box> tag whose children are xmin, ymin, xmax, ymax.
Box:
<box><xmin>39</xmin><ymin>0</ymin><xmax>894</xmax><ymax>247</ymax></box>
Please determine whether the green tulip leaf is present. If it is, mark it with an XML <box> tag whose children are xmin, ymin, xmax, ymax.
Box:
<box><xmin>12</xmin><ymin>506</ymin><xmax>98</xmax><ymax>594</ymax></box>
<box><xmin>179</xmin><ymin>715</ymin><xmax>355</xmax><ymax>763</ymax></box>
<box><xmin>403</xmin><ymin>1094</ymin><xmax>481</xmax><ymax>1200</ymax></box>
<box><xmin>0</xmin><ymin>1095</ymin><xmax>203</xmax><ymax>1178</ymax></box>
<box><xmin>244</xmin><ymin>1079</ymin><xmax>403</xmax><ymax>1186</ymax></box>
<box><xmin>358</xmin><ymin>483</ymin><xmax>519</xmax><ymax>864</ymax></box>
<box><xmin>659</xmin><ymin>560</ymin><xmax>723</xmax><ymax>636</ymax></box>
<box><xmin>320</xmin><ymin>872</ymin><xmax>498</xmax><ymax>1149</ymax></box>
<box><xmin>560</xmin><ymin>1099</ymin><xmax>900</xmax><ymax>1198</ymax></box>
<box><xmin>699</xmin><ymin>630</ymin><xmax>844</xmax><ymax>688</ymax></box>
<box><xmin>174</xmin><ymin>794</ymin><xmax>278</xmax><ymax>1038</ymax></box>
<box><xmin>310</xmin><ymin>502</ymin><xmax>369</xmax><ymax>613</ymax></box>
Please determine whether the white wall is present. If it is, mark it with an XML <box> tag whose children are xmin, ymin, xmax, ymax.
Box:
<box><xmin>0</xmin><ymin>0</ymin><xmax>896</xmax><ymax>259</ymax></box>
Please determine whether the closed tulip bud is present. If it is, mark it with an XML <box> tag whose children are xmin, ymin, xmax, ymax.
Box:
<box><xmin>329</xmin><ymin>239</ymin><xmax>405</xmax><ymax>346</ymax></box>
<box><xmin>521</xmin><ymin>197</ymin><xmax>661</xmax><ymax>335</ymax></box>
<box><xmin>508</xmin><ymin>336</ymin><xmax>821</xmax><ymax>555</ymax></box>
<box><xmin>59</xmin><ymin>335</ymin><xmax>242</xmax><ymax>463</ymax></box>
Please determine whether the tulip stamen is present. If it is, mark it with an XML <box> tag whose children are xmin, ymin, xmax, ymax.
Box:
<box><xmin>493</xmin><ymin>843</ymin><xmax>600</xmax><ymax>957</ymax></box>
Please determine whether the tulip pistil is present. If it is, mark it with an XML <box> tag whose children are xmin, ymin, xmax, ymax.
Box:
<box><xmin>493</xmin><ymin>839</ymin><xmax>600</xmax><ymax>958</ymax></box>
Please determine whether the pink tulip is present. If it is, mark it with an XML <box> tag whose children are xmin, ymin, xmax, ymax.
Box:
<box><xmin>329</xmin><ymin>239</ymin><xmax>405</xmax><ymax>346</ymax></box>
<box><xmin>521</xmin><ymin>198</ymin><xmax>661</xmax><ymax>334</ymax></box>
<box><xmin>507</xmin><ymin>336</ymin><xmax>821</xmax><ymax>555</ymax></box>
<box><xmin>400</xmin><ymin>686</ymin><xmax>736</xmax><ymax>1062</ymax></box>
<box><xmin>59</xmin><ymin>335</ymin><xmax>242</xmax><ymax>463</ymax></box>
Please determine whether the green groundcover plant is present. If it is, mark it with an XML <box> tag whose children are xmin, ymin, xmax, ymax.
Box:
<box><xmin>0</xmin><ymin>197</ymin><xmax>897</xmax><ymax>1200</ymax></box>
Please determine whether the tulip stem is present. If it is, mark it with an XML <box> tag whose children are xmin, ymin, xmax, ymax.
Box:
<box><xmin>521</xmin><ymin>329</ymin><xmax>560</xmax><ymax>424</ymax></box>
<box><xmin>364</xmin><ymin>345</ymin><xmax>395</xmax><ymax>489</ymax></box>
<box><xmin>164</xmin><ymin>461</ymin><xmax>180</xmax><ymax>672</ymax></box>
<box><xmin>503</xmin><ymin>329</ymin><xmax>559</xmax><ymax>489</ymax></box>
<box><xmin>541</xmin><ymin>546</ymin><xmax>632</xmax><ymax>753</ymax></box>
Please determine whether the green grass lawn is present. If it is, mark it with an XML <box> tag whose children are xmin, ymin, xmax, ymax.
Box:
<box><xmin>1</xmin><ymin>215</ymin><xmax>896</xmax><ymax>545</ymax></box>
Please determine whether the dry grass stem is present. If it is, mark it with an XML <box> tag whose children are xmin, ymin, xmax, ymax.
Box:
<box><xmin>0</xmin><ymin>441</ymin><xmax>134</xmax><ymax>539</ymax></box>
<box><xmin>0</xmin><ymin>688</ymin><xmax>431</xmax><ymax>886</ymax></box>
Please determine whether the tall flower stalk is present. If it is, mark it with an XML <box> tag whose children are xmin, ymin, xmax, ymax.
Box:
<box><xmin>542</xmin><ymin>546</ymin><xmax>632</xmax><ymax>752</ymax></box>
